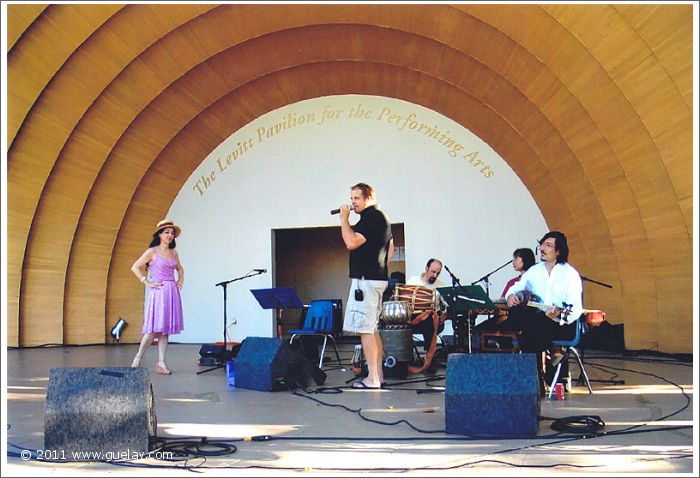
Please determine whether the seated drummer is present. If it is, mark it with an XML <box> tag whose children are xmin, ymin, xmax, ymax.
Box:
<box><xmin>406</xmin><ymin>258</ymin><xmax>448</xmax><ymax>352</ymax></box>
<box><xmin>475</xmin><ymin>247</ymin><xmax>535</xmax><ymax>333</ymax></box>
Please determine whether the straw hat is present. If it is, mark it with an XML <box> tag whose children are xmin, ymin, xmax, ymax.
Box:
<box><xmin>153</xmin><ymin>219</ymin><xmax>181</xmax><ymax>238</ymax></box>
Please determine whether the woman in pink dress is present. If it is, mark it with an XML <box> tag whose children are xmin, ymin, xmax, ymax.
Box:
<box><xmin>130</xmin><ymin>219</ymin><xmax>185</xmax><ymax>374</ymax></box>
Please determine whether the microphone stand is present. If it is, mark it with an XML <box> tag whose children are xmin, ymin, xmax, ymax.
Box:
<box><xmin>581</xmin><ymin>275</ymin><xmax>613</xmax><ymax>289</ymax></box>
<box><xmin>577</xmin><ymin>274</ymin><xmax>621</xmax><ymax>385</ymax></box>
<box><xmin>470</xmin><ymin>259</ymin><xmax>512</xmax><ymax>298</ymax></box>
<box><xmin>198</xmin><ymin>269</ymin><xmax>266</xmax><ymax>375</ymax></box>
<box><xmin>443</xmin><ymin>265</ymin><xmax>481</xmax><ymax>353</ymax></box>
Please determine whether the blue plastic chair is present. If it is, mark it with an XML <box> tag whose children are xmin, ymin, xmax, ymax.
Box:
<box><xmin>289</xmin><ymin>300</ymin><xmax>343</xmax><ymax>369</ymax></box>
<box><xmin>548</xmin><ymin>314</ymin><xmax>593</xmax><ymax>399</ymax></box>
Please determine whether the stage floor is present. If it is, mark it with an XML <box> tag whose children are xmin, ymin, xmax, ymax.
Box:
<box><xmin>4</xmin><ymin>342</ymin><xmax>696</xmax><ymax>476</ymax></box>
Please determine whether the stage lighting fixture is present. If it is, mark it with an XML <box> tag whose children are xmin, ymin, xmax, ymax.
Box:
<box><xmin>110</xmin><ymin>318</ymin><xmax>128</xmax><ymax>343</ymax></box>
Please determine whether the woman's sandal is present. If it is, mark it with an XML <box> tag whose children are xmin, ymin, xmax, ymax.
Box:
<box><xmin>155</xmin><ymin>363</ymin><xmax>172</xmax><ymax>375</ymax></box>
<box><xmin>130</xmin><ymin>354</ymin><xmax>142</xmax><ymax>368</ymax></box>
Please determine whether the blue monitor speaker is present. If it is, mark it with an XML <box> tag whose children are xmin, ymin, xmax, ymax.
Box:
<box><xmin>445</xmin><ymin>353</ymin><xmax>540</xmax><ymax>436</ymax></box>
<box><xmin>233</xmin><ymin>337</ymin><xmax>326</xmax><ymax>391</ymax></box>
<box><xmin>233</xmin><ymin>337</ymin><xmax>290</xmax><ymax>391</ymax></box>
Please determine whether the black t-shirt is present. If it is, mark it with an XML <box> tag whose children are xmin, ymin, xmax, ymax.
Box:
<box><xmin>349</xmin><ymin>205</ymin><xmax>392</xmax><ymax>280</ymax></box>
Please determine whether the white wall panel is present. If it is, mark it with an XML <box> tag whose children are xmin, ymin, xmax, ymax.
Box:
<box><xmin>169</xmin><ymin>95</ymin><xmax>547</xmax><ymax>343</ymax></box>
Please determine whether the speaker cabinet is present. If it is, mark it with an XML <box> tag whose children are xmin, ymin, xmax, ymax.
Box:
<box><xmin>445</xmin><ymin>353</ymin><xmax>540</xmax><ymax>436</ymax></box>
<box><xmin>233</xmin><ymin>337</ymin><xmax>325</xmax><ymax>391</ymax></box>
<box><xmin>44</xmin><ymin>368</ymin><xmax>156</xmax><ymax>457</ymax></box>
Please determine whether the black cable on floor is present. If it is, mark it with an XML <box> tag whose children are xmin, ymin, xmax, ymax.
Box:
<box><xmin>550</xmin><ymin>415</ymin><xmax>605</xmax><ymax>435</ymax></box>
<box><xmin>157</xmin><ymin>436</ymin><xmax>237</xmax><ymax>458</ymax></box>
<box><xmin>291</xmin><ymin>387</ymin><xmax>444</xmax><ymax>433</ymax></box>
<box><xmin>6</xmin><ymin>352</ymin><xmax>691</xmax><ymax>472</ymax></box>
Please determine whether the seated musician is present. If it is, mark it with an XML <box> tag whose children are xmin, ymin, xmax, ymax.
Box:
<box><xmin>406</xmin><ymin>258</ymin><xmax>448</xmax><ymax>354</ymax></box>
<box><xmin>501</xmin><ymin>248</ymin><xmax>536</xmax><ymax>300</ymax></box>
<box><xmin>475</xmin><ymin>247</ymin><xmax>535</xmax><ymax>333</ymax></box>
<box><xmin>505</xmin><ymin>231</ymin><xmax>582</xmax><ymax>395</ymax></box>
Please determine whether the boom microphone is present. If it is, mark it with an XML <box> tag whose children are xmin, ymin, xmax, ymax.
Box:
<box><xmin>253</xmin><ymin>268</ymin><xmax>267</xmax><ymax>273</ymax></box>
<box><xmin>330</xmin><ymin>205</ymin><xmax>355</xmax><ymax>215</ymax></box>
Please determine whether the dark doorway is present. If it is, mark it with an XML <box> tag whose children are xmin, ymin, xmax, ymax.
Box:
<box><xmin>273</xmin><ymin>224</ymin><xmax>405</xmax><ymax>335</ymax></box>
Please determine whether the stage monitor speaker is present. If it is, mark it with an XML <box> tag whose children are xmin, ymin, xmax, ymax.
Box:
<box><xmin>233</xmin><ymin>337</ymin><xmax>325</xmax><ymax>391</ymax></box>
<box><xmin>44</xmin><ymin>367</ymin><xmax>156</xmax><ymax>458</ymax></box>
<box><xmin>445</xmin><ymin>353</ymin><xmax>540</xmax><ymax>436</ymax></box>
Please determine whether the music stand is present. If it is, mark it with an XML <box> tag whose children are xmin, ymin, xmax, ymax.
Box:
<box><xmin>250</xmin><ymin>287</ymin><xmax>304</xmax><ymax>337</ymax></box>
<box><xmin>438</xmin><ymin>285</ymin><xmax>495</xmax><ymax>353</ymax></box>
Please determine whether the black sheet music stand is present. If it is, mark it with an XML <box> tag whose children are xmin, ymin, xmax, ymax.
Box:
<box><xmin>251</xmin><ymin>287</ymin><xmax>304</xmax><ymax>337</ymax></box>
<box><xmin>438</xmin><ymin>285</ymin><xmax>495</xmax><ymax>353</ymax></box>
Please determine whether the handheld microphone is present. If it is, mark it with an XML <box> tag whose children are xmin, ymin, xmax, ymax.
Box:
<box><xmin>253</xmin><ymin>268</ymin><xmax>267</xmax><ymax>273</ymax></box>
<box><xmin>330</xmin><ymin>205</ymin><xmax>354</xmax><ymax>215</ymax></box>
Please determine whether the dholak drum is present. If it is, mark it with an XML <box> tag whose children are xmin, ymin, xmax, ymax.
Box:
<box><xmin>381</xmin><ymin>300</ymin><xmax>413</xmax><ymax>324</ymax></box>
<box><xmin>393</xmin><ymin>284</ymin><xmax>439</xmax><ymax>315</ymax></box>
<box><xmin>585</xmin><ymin>310</ymin><xmax>606</xmax><ymax>327</ymax></box>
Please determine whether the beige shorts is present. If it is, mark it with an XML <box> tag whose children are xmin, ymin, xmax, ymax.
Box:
<box><xmin>343</xmin><ymin>278</ymin><xmax>388</xmax><ymax>334</ymax></box>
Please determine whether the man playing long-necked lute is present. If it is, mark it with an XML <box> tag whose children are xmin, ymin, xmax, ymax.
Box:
<box><xmin>505</xmin><ymin>231</ymin><xmax>583</xmax><ymax>395</ymax></box>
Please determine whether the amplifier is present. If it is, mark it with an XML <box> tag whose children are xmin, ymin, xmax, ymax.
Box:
<box><xmin>480</xmin><ymin>332</ymin><xmax>519</xmax><ymax>353</ymax></box>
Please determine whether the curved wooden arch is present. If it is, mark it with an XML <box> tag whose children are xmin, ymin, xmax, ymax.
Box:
<box><xmin>7</xmin><ymin>4</ymin><xmax>125</xmax><ymax>145</ymax></box>
<box><xmin>44</xmin><ymin>22</ymin><xmax>601</xmax><ymax>344</ymax></box>
<box><xmin>105</xmin><ymin>62</ymin><xmax>592</xmax><ymax>343</ymax></box>
<box><xmin>8</xmin><ymin>3</ymin><xmax>218</xmax><ymax>345</ymax></box>
<box><xmin>7</xmin><ymin>4</ymin><xmax>49</xmax><ymax>52</ymax></box>
<box><xmin>7</xmin><ymin>4</ymin><xmax>692</xmax><ymax>352</ymax></box>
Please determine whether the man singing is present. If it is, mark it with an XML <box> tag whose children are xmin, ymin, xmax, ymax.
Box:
<box><xmin>339</xmin><ymin>183</ymin><xmax>394</xmax><ymax>389</ymax></box>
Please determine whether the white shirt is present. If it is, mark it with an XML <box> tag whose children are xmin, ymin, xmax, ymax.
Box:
<box><xmin>406</xmin><ymin>274</ymin><xmax>445</xmax><ymax>289</ymax></box>
<box><xmin>505</xmin><ymin>262</ymin><xmax>583</xmax><ymax>325</ymax></box>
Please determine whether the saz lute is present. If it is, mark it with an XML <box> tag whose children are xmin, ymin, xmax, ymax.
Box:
<box><xmin>522</xmin><ymin>292</ymin><xmax>574</xmax><ymax>322</ymax></box>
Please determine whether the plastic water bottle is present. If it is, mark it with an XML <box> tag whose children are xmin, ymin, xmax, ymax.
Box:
<box><xmin>226</xmin><ymin>360</ymin><xmax>236</xmax><ymax>387</ymax></box>
<box><xmin>352</xmin><ymin>344</ymin><xmax>363</xmax><ymax>375</ymax></box>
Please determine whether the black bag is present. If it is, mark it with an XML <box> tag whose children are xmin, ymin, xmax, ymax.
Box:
<box><xmin>198</xmin><ymin>344</ymin><xmax>233</xmax><ymax>365</ymax></box>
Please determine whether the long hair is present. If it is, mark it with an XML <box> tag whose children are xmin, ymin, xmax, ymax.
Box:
<box><xmin>513</xmin><ymin>248</ymin><xmax>535</xmax><ymax>270</ymax></box>
<box><xmin>351</xmin><ymin>182</ymin><xmax>375</xmax><ymax>201</ymax></box>
<box><xmin>540</xmin><ymin>231</ymin><xmax>568</xmax><ymax>263</ymax></box>
<box><xmin>149</xmin><ymin>231</ymin><xmax>176</xmax><ymax>249</ymax></box>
